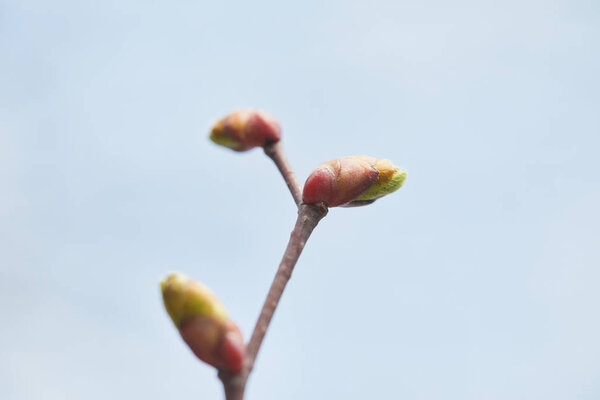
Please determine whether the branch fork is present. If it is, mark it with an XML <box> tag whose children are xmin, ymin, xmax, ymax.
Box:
<box><xmin>219</xmin><ymin>142</ymin><xmax>326</xmax><ymax>399</ymax></box>
<box><xmin>161</xmin><ymin>109</ymin><xmax>406</xmax><ymax>400</ymax></box>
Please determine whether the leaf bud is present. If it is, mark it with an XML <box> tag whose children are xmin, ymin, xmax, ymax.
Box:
<box><xmin>302</xmin><ymin>156</ymin><xmax>406</xmax><ymax>207</ymax></box>
<box><xmin>161</xmin><ymin>272</ymin><xmax>245</xmax><ymax>373</ymax></box>
<box><xmin>209</xmin><ymin>109</ymin><xmax>281</xmax><ymax>152</ymax></box>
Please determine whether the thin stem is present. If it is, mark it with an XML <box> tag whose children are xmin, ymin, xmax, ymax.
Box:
<box><xmin>217</xmin><ymin>203</ymin><xmax>327</xmax><ymax>400</ymax></box>
<box><xmin>263</xmin><ymin>141</ymin><xmax>303</xmax><ymax>206</ymax></box>
<box><xmin>246</xmin><ymin>203</ymin><xmax>328</xmax><ymax>371</ymax></box>
<box><xmin>218</xmin><ymin>143</ymin><xmax>317</xmax><ymax>399</ymax></box>
<box><xmin>217</xmin><ymin>203</ymin><xmax>327</xmax><ymax>399</ymax></box>
<box><xmin>218</xmin><ymin>370</ymin><xmax>245</xmax><ymax>400</ymax></box>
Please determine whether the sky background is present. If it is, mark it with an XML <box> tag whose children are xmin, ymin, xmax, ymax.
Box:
<box><xmin>1</xmin><ymin>1</ymin><xmax>599</xmax><ymax>399</ymax></box>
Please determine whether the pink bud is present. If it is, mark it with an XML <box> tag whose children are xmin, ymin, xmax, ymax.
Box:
<box><xmin>217</xmin><ymin>322</ymin><xmax>245</xmax><ymax>373</ymax></box>
<box><xmin>302</xmin><ymin>157</ymin><xmax>379</xmax><ymax>207</ymax></box>
<box><xmin>179</xmin><ymin>316</ymin><xmax>245</xmax><ymax>373</ymax></box>
<box><xmin>161</xmin><ymin>273</ymin><xmax>246</xmax><ymax>373</ymax></box>
<box><xmin>210</xmin><ymin>109</ymin><xmax>281</xmax><ymax>152</ymax></box>
<box><xmin>302</xmin><ymin>156</ymin><xmax>406</xmax><ymax>207</ymax></box>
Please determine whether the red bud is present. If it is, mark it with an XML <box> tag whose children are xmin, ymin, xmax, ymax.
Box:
<box><xmin>161</xmin><ymin>273</ymin><xmax>246</xmax><ymax>373</ymax></box>
<box><xmin>303</xmin><ymin>156</ymin><xmax>406</xmax><ymax>207</ymax></box>
<box><xmin>302</xmin><ymin>157</ymin><xmax>379</xmax><ymax>207</ymax></box>
<box><xmin>210</xmin><ymin>110</ymin><xmax>281</xmax><ymax>152</ymax></box>
<box><xmin>179</xmin><ymin>316</ymin><xmax>245</xmax><ymax>373</ymax></box>
<box><xmin>217</xmin><ymin>322</ymin><xmax>245</xmax><ymax>373</ymax></box>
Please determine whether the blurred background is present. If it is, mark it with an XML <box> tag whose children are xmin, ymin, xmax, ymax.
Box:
<box><xmin>1</xmin><ymin>1</ymin><xmax>599</xmax><ymax>399</ymax></box>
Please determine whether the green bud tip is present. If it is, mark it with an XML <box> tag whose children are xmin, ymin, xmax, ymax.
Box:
<box><xmin>160</xmin><ymin>272</ymin><xmax>229</xmax><ymax>328</ymax></box>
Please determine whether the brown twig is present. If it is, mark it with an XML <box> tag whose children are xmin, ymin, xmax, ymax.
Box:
<box><xmin>263</xmin><ymin>141</ymin><xmax>303</xmax><ymax>206</ymax></box>
<box><xmin>220</xmin><ymin>141</ymin><xmax>325</xmax><ymax>399</ymax></box>
<box><xmin>219</xmin><ymin>203</ymin><xmax>328</xmax><ymax>399</ymax></box>
<box><xmin>218</xmin><ymin>370</ymin><xmax>245</xmax><ymax>400</ymax></box>
<box><xmin>246</xmin><ymin>202</ymin><xmax>327</xmax><ymax>367</ymax></box>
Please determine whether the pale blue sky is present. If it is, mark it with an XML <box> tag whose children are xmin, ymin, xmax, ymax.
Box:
<box><xmin>1</xmin><ymin>1</ymin><xmax>599</xmax><ymax>399</ymax></box>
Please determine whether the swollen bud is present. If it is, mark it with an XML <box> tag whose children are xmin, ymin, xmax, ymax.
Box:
<box><xmin>161</xmin><ymin>272</ymin><xmax>245</xmax><ymax>373</ymax></box>
<box><xmin>302</xmin><ymin>156</ymin><xmax>406</xmax><ymax>207</ymax></box>
<box><xmin>209</xmin><ymin>109</ymin><xmax>281</xmax><ymax>152</ymax></box>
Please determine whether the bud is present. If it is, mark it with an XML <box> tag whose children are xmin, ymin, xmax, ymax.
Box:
<box><xmin>209</xmin><ymin>109</ymin><xmax>281</xmax><ymax>152</ymax></box>
<box><xmin>302</xmin><ymin>156</ymin><xmax>406</xmax><ymax>207</ymax></box>
<box><xmin>161</xmin><ymin>272</ymin><xmax>245</xmax><ymax>373</ymax></box>
<box><xmin>352</xmin><ymin>157</ymin><xmax>407</xmax><ymax>203</ymax></box>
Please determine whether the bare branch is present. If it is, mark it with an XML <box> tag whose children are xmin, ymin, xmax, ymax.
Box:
<box><xmin>246</xmin><ymin>203</ymin><xmax>328</xmax><ymax>370</ymax></box>
<box><xmin>263</xmin><ymin>141</ymin><xmax>303</xmax><ymax>206</ymax></box>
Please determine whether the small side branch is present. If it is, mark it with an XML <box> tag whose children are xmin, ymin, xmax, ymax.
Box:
<box><xmin>264</xmin><ymin>141</ymin><xmax>303</xmax><ymax>206</ymax></box>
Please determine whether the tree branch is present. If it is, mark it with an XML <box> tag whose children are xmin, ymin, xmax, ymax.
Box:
<box><xmin>246</xmin><ymin>202</ymin><xmax>328</xmax><ymax>371</ymax></box>
<box><xmin>218</xmin><ymin>203</ymin><xmax>327</xmax><ymax>400</ymax></box>
<box><xmin>218</xmin><ymin>370</ymin><xmax>245</xmax><ymax>400</ymax></box>
<box><xmin>263</xmin><ymin>141</ymin><xmax>303</xmax><ymax>206</ymax></box>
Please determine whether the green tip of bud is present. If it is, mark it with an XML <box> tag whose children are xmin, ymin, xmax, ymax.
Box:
<box><xmin>355</xmin><ymin>163</ymin><xmax>407</xmax><ymax>201</ymax></box>
<box><xmin>161</xmin><ymin>272</ymin><xmax>228</xmax><ymax>328</ymax></box>
<box><xmin>209</xmin><ymin>126</ymin><xmax>244</xmax><ymax>150</ymax></box>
